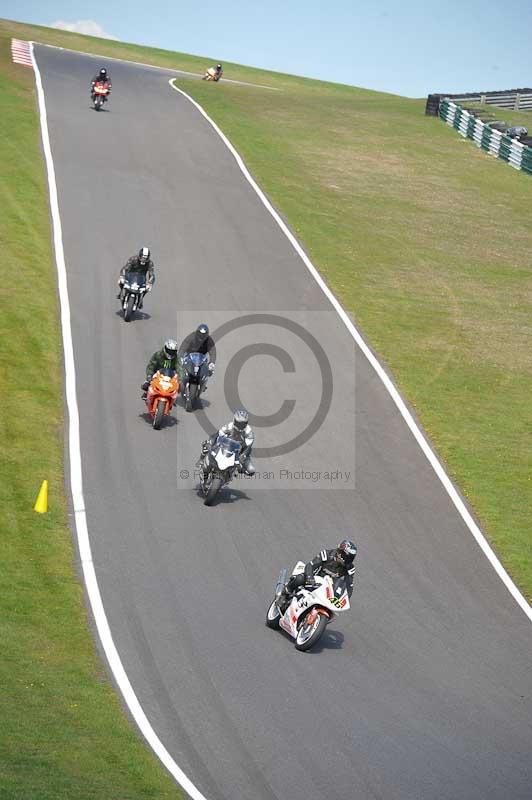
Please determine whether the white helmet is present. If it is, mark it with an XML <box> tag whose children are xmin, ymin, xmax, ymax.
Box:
<box><xmin>164</xmin><ymin>339</ymin><xmax>178</xmax><ymax>358</ymax></box>
<box><xmin>233</xmin><ymin>409</ymin><xmax>249</xmax><ymax>431</ymax></box>
<box><xmin>138</xmin><ymin>246</ymin><xmax>150</xmax><ymax>266</ymax></box>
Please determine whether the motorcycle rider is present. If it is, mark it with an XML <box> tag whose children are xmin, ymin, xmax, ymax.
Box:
<box><xmin>141</xmin><ymin>339</ymin><xmax>179</xmax><ymax>399</ymax></box>
<box><xmin>278</xmin><ymin>539</ymin><xmax>358</xmax><ymax>610</ymax></box>
<box><xmin>178</xmin><ymin>323</ymin><xmax>216</xmax><ymax>383</ymax></box>
<box><xmin>117</xmin><ymin>246</ymin><xmax>155</xmax><ymax>306</ymax></box>
<box><xmin>200</xmin><ymin>409</ymin><xmax>255</xmax><ymax>476</ymax></box>
<box><xmin>204</xmin><ymin>63</ymin><xmax>223</xmax><ymax>81</ymax></box>
<box><xmin>90</xmin><ymin>67</ymin><xmax>112</xmax><ymax>99</ymax></box>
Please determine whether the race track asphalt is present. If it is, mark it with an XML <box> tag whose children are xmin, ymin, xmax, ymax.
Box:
<box><xmin>35</xmin><ymin>44</ymin><xmax>532</xmax><ymax>800</ymax></box>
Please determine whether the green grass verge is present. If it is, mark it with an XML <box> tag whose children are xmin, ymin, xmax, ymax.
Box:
<box><xmin>0</xmin><ymin>24</ymin><xmax>183</xmax><ymax>800</ymax></box>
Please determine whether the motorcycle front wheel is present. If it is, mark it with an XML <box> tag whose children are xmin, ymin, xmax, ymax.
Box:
<box><xmin>123</xmin><ymin>293</ymin><xmax>135</xmax><ymax>322</ymax></box>
<box><xmin>295</xmin><ymin>611</ymin><xmax>328</xmax><ymax>652</ymax></box>
<box><xmin>204</xmin><ymin>476</ymin><xmax>222</xmax><ymax>506</ymax></box>
<box><xmin>265</xmin><ymin>600</ymin><xmax>281</xmax><ymax>629</ymax></box>
<box><xmin>185</xmin><ymin>382</ymin><xmax>198</xmax><ymax>412</ymax></box>
<box><xmin>153</xmin><ymin>399</ymin><xmax>166</xmax><ymax>430</ymax></box>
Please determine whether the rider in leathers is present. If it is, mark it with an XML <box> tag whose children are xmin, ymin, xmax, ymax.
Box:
<box><xmin>200</xmin><ymin>409</ymin><xmax>255</xmax><ymax>476</ymax></box>
<box><xmin>90</xmin><ymin>67</ymin><xmax>112</xmax><ymax>99</ymax></box>
<box><xmin>117</xmin><ymin>246</ymin><xmax>155</xmax><ymax>306</ymax></box>
<box><xmin>178</xmin><ymin>323</ymin><xmax>216</xmax><ymax>363</ymax></box>
<box><xmin>278</xmin><ymin>539</ymin><xmax>357</xmax><ymax>609</ymax></box>
<box><xmin>141</xmin><ymin>339</ymin><xmax>179</xmax><ymax>398</ymax></box>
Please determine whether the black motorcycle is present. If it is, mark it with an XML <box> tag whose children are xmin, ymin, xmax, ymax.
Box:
<box><xmin>120</xmin><ymin>271</ymin><xmax>148</xmax><ymax>322</ymax></box>
<box><xmin>181</xmin><ymin>352</ymin><xmax>210</xmax><ymax>411</ymax></box>
<box><xmin>199</xmin><ymin>435</ymin><xmax>242</xmax><ymax>505</ymax></box>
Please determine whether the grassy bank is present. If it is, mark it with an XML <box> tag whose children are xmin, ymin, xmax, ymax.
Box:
<box><xmin>0</xmin><ymin>24</ymin><xmax>182</xmax><ymax>800</ymax></box>
<box><xmin>169</xmin><ymin>75</ymin><xmax>532</xmax><ymax>599</ymax></box>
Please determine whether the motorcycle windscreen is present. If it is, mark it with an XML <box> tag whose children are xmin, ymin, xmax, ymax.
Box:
<box><xmin>331</xmin><ymin>576</ymin><xmax>350</xmax><ymax>610</ymax></box>
<box><xmin>183</xmin><ymin>352</ymin><xmax>208</xmax><ymax>374</ymax></box>
<box><xmin>213</xmin><ymin>436</ymin><xmax>241</xmax><ymax>469</ymax></box>
<box><xmin>124</xmin><ymin>271</ymin><xmax>147</xmax><ymax>288</ymax></box>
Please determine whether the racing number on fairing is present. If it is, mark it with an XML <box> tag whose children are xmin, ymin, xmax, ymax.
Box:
<box><xmin>329</xmin><ymin>596</ymin><xmax>346</xmax><ymax>609</ymax></box>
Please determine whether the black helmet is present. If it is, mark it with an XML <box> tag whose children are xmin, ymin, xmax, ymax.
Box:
<box><xmin>233</xmin><ymin>409</ymin><xmax>249</xmax><ymax>431</ymax></box>
<box><xmin>138</xmin><ymin>246</ymin><xmax>150</xmax><ymax>266</ymax></box>
<box><xmin>216</xmin><ymin>64</ymin><xmax>222</xmax><ymax>70</ymax></box>
<box><xmin>336</xmin><ymin>539</ymin><xmax>357</xmax><ymax>566</ymax></box>
<box><xmin>99</xmin><ymin>68</ymin><xmax>108</xmax><ymax>79</ymax></box>
<box><xmin>196</xmin><ymin>323</ymin><xmax>209</xmax><ymax>341</ymax></box>
<box><xmin>163</xmin><ymin>339</ymin><xmax>178</xmax><ymax>358</ymax></box>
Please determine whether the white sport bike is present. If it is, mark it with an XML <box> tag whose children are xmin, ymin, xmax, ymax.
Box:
<box><xmin>266</xmin><ymin>561</ymin><xmax>350</xmax><ymax>651</ymax></box>
<box><xmin>199</xmin><ymin>435</ymin><xmax>242</xmax><ymax>506</ymax></box>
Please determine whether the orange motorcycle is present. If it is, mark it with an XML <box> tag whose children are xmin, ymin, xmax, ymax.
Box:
<box><xmin>145</xmin><ymin>369</ymin><xmax>179</xmax><ymax>429</ymax></box>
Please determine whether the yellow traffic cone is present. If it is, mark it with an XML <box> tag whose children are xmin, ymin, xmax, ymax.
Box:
<box><xmin>34</xmin><ymin>480</ymin><xmax>48</xmax><ymax>514</ymax></box>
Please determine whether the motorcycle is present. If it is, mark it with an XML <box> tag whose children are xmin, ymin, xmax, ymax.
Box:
<box><xmin>202</xmin><ymin>67</ymin><xmax>223</xmax><ymax>82</ymax></box>
<box><xmin>266</xmin><ymin>562</ymin><xmax>350</xmax><ymax>651</ymax></box>
<box><xmin>145</xmin><ymin>369</ymin><xmax>179</xmax><ymax>429</ymax></box>
<box><xmin>199</xmin><ymin>435</ymin><xmax>242</xmax><ymax>505</ymax></box>
<box><xmin>92</xmin><ymin>81</ymin><xmax>110</xmax><ymax>110</ymax></box>
<box><xmin>181</xmin><ymin>352</ymin><xmax>210</xmax><ymax>412</ymax></box>
<box><xmin>120</xmin><ymin>271</ymin><xmax>149</xmax><ymax>322</ymax></box>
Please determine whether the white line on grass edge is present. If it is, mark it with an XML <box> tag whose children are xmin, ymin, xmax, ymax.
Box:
<box><xmin>30</xmin><ymin>42</ymin><xmax>210</xmax><ymax>800</ymax></box>
<box><xmin>169</xmin><ymin>77</ymin><xmax>532</xmax><ymax>623</ymax></box>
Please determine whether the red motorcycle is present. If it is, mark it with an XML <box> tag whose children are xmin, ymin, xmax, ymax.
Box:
<box><xmin>92</xmin><ymin>81</ymin><xmax>110</xmax><ymax>110</ymax></box>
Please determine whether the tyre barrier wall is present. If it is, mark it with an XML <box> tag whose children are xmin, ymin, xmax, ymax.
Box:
<box><xmin>439</xmin><ymin>100</ymin><xmax>532</xmax><ymax>176</ymax></box>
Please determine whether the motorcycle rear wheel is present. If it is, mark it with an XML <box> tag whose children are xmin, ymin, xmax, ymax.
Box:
<box><xmin>265</xmin><ymin>600</ymin><xmax>281</xmax><ymax>629</ymax></box>
<box><xmin>153</xmin><ymin>399</ymin><xmax>166</xmax><ymax>430</ymax></box>
<box><xmin>204</xmin><ymin>476</ymin><xmax>222</xmax><ymax>506</ymax></box>
<box><xmin>123</xmin><ymin>294</ymin><xmax>135</xmax><ymax>322</ymax></box>
<box><xmin>295</xmin><ymin>612</ymin><xmax>328</xmax><ymax>651</ymax></box>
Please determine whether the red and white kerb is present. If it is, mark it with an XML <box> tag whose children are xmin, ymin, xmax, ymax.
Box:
<box><xmin>11</xmin><ymin>39</ymin><xmax>33</xmax><ymax>68</ymax></box>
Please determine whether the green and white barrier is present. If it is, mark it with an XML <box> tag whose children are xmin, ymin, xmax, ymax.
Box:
<box><xmin>439</xmin><ymin>100</ymin><xmax>532</xmax><ymax>176</ymax></box>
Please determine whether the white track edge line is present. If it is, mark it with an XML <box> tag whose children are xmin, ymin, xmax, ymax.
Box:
<box><xmin>36</xmin><ymin>41</ymin><xmax>279</xmax><ymax>90</ymax></box>
<box><xmin>168</xmin><ymin>78</ymin><xmax>532</xmax><ymax>623</ymax></box>
<box><xmin>30</xmin><ymin>42</ymin><xmax>211</xmax><ymax>800</ymax></box>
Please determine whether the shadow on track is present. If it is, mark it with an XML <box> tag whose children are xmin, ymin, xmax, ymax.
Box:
<box><xmin>308</xmin><ymin>629</ymin><xmax>345</xmax><ymax>652</ymax></box>
<box><xmin>138</xmin><ymin>411</ymin><xmax>178</xmax><ymax>428</ymax></box>
<box><xmin>114</xmin><ymin>310</ymin><xmax>152</xmax><ymax>322</ymax></box>
<box><xmin>273</xmin><ymin>626</ymin><xmax>345</xmax><ymax>652</ymax></box>
<box><xmin>174</xmin><ymin>396</ymin><xmax>212</xmax><ymax>411</ymax></box>
<box><xmin>195</xmin><ymin>485</ymin><xmax>252</xmax><ymax>507</ymax></box>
